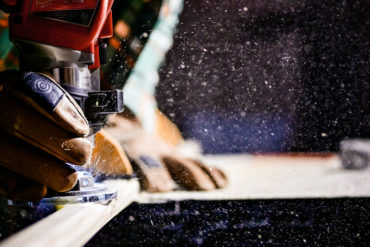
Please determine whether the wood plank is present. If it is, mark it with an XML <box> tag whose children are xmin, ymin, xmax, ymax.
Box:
<box><xmin>138</xmin><ymin>154</ymin><xmax>370</xmax><ymax>203</ymax></box>
<box><xmin>0</xmin><ymin>179</ymin><xmax>140</xmax><ymax>247</ymax></box>
<box><xmin>2</xmin><ymin>154</ymin><xmax>370</xmax><ymax>246</ymax></box>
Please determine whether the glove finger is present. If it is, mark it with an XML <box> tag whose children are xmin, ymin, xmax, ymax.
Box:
<box><xmin>155</xmin><ymin>110</ymin><xmax>183</xmax><ymax>147</ymax></box>
<box><xmin>187</xmin><ymin>159</ymin><xmax>228</xmax><ymax>189</ymax></box>
<box><xmin>89</xmin><ymin>129</ymin><xmax>133</xmax><ymax>175</ymax></box>
<box><xmin>0</xmin><ymin>93</ymin><xmax>91</xmax><ymax>165</ymax></box>
<box><xmin>0</xmin><ymin>71</ymin><xmax>89</xmax><ymax>136</ymax></box>
<box><xmin>0</xmin><ymin>130</ymin><xmax>78</xmax><ymax>192</ymax></box>
<box><xmin>104</xmin><ymin>117</ymin><xmax>176</xmax><ymax>192</ymax></box>
<box><xmin>0</xmin><ymin>166</ymin><xmax>47</xmax><ymax>202</ymax></box>
<box><xmin>162</xmin><ymin>155</ymin><xmax>216</xmax><ymax>191</ymax></box>
<box><xmin>105</xmin><ymin>113</ymin><xmax>142</xmax><ymax>142</ymax></box>
<box><xmin>129</xmin><ymin>154</ymin><xmax>176</xmax><ymax>193</ymax></box>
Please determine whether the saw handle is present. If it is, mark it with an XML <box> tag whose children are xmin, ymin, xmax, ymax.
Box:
<box><xmin>0</xmin><ymin>0</ymin><xmax>20</xmax><ymax>13</ymax></box>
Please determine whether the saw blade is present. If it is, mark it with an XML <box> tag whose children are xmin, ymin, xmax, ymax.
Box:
<box><xmin>39</xmin><ymin>183</ymin><xmax>117</xmax><ymax>205</ymax></box>
<box><xmin>8</xmin><ymin>171</ymin><xmax>118</xmax><ymax>206</ymax></box>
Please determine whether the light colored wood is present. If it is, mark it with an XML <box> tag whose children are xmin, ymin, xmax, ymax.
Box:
<box><xmin>0</xmin><ymin>179</ymin><xmax>140</xmax><ymax>247</ymax></box>
<box><xmin>2</xmin><ymin>154</ymin><xmax>370</xmax><ymax>246</ymax></box>
<box><xmin>138</xmin><ymin>154</ymin><xmax>370</xmax><ymax>203</ymax></box>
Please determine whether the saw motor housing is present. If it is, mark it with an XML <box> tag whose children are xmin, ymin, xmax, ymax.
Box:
<box><xmin>2</xmin><ymin>0</ymin><xmax>123</xmax><ymax>133</ymax></box>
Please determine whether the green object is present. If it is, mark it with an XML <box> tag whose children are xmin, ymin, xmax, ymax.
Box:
<box><xmin>123</xmin><ymin>0</ymin><xmax>183</xmax><ymax>131</ymax></box>
<box><xmin>0</xmin><ymin>28</ymin><xmax>13</xmax><ymax>60</ymax></box>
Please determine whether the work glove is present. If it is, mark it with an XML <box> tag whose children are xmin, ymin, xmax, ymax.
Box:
<box><xmin>94</xmin><ymin>110</ymin><xmax>227</xmax><ymax>193</ymax></box>
<box><xmin>0</xmin><ymin>70</ymin><xmax>92</xmax><ymax>202</ymax></box>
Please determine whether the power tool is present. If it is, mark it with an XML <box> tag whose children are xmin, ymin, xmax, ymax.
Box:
<box><xmin>0</xmin><ymin>0</ymin><xmax>123</xmax><ymax>204</ymax></box>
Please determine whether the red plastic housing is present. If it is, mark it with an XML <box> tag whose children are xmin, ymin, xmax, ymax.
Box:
<box><xmin>8</xmin><ymin>0</ymin><xmax>114</xmax><ymax>68</ymax></box>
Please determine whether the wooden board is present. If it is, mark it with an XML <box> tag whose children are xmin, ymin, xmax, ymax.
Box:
<box><xmin>2</xmin><ymin>154</ymin><xmax>370</xmax><ymax>246</ymax></box>
<box><xmin>138</xmin><ymin>154</ymin><xmax>370</xmax><ymax>203</ymax></box>
<box><xmin>0</xmin><ymin>179</ymin><xmax>140</xmax><ymax>247</ymax></box>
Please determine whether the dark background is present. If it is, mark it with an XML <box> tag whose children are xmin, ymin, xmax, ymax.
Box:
<box><xmin>86</xmin><ymin>199</ymin><xmax>370</xmax><ymax>246</ymax></box>
<box><xmin>156</xmin><ymin>0</ymin><xmax>369</xmax><ymax>154</ymax></box>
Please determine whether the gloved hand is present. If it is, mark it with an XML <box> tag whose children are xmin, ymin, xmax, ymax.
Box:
<box><xmin>96</xmin><ymin>110</ymin><xmax>227</xmax><ymax>193</ymax></box>
<box><xmin>0</xmin><ymin>70</ymin><xmax>92</xmax><ymax>202</ymax></box>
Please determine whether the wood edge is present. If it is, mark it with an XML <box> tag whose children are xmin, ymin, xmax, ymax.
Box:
<box><xmin>0</xmin><ymin>179</ymin><xmax>140</xmax><ymax>247</ymax></box>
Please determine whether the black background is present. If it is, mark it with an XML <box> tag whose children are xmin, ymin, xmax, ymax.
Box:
<box><xmin>157</xmin><ymin>0</ymin><xmax>369</xmax><ymax>153</ymax></box>
<box><xmin>86</xmin><ymin>199</ymin><xmax>370</xmax><ymax>246</ymax></box>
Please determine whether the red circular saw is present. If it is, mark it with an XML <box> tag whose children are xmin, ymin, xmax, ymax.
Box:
<box><xmin>1</xmin><ymin>0</ymin><xmax>123</xmax><ymax>133</ymax></box>
<box><xmin>1</xmin><ymin>0</ymin><xmax>124</xmax><ymax>205</ymax></box>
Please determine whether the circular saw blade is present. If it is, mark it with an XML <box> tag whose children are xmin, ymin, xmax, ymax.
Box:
<box><xmin>39</xmin><ymin>183</ymin><xmax>117</xmax><ymax>205</ymax></box>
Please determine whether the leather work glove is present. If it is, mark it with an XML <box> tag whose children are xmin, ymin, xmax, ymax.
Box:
<box><xmin>92</xmin><ymin>110</ymin><xmax>227</xmax><ymax>193</ymax></box>
<box><xmin>0</xmin><ymin>70</ymin><xmax>92</xmax><ymax>202</ymax></box>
